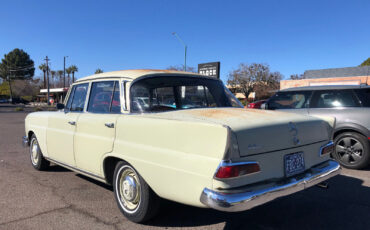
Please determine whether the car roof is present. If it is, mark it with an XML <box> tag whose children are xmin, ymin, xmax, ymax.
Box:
<box><xmin>280</xmin><ymin>85</ymin><xmax>370</xmax><ymax>92</ymax></box>
<box><xmin>75</xmin><ymin>69</ymin><xmax>209</xmax><ymax>82</ymax></box>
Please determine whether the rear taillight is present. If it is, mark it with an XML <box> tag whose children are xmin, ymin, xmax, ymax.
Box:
<box><xmin>320</xmin><ymin>142</ymin><xmax>334</xmax><ymax>156</ymax></box>
<box><xmin>215</xmin><ymin>162</ymin><xmax>260</xmax><ymax>179</ymax></box>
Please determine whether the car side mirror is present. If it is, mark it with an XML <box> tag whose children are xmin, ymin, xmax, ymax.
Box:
<box><xmin>56</xmin><ymin>103</ymin><xmax>65</xmax><ymax>110</ymax></box>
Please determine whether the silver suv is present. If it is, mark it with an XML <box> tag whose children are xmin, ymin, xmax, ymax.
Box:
<box><xmin>264</xmin><ymin>85</ymin><xmax>370</xmax><ymax>169</ymax></box>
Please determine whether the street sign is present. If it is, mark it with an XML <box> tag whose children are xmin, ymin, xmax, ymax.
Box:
<box><xmin>198</xmin><ymin>62</ymin><xmax>220</xmax><ymax>79</ymax></box>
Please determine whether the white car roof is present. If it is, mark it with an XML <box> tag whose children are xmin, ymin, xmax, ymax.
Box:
<box><xmin>76</xmin><ymin>69</ymin><xmax>207</xmax><ymax>82</ymax></box>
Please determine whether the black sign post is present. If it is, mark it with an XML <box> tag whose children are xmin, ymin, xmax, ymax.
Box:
<box><xmin>198</xmin><ymin>62</ymin><xmax>220</xmax><ymax>79</ymax></box>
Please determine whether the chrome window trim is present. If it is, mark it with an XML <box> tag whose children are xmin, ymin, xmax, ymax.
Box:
<box><xmin>121</xmin><ymin>80</ymin><xmax>129</xmax><ymax>112</ymax></box>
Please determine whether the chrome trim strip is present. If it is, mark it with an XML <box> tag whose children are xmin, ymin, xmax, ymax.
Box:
<box><xmin>200</xmin><ymin>160</ymin><xmax>341</xmax><ymax>212</ymax></box>
<box><xmin>22</xmin><ymin>136</ymin><xmax>29</xmax><ymax>147</ymax></box>
<box><xmin>319</xmin><ymin>141</ymin><xmax>334</xmax><ymax>157</ymax></box>
<box><xmin>45</xmin><ymin>157</ymin><xmax>106</xmax><ymax>181</ymax></box>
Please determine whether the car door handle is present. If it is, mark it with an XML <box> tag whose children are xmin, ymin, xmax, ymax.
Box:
<box><xmin>105</xmin><ymin>123</ymin><xmax>114</xmax><ymax>128</ymax></box>
<box><xmin>68</xmin><ymin>121</ymin><xmax>76</xmax><ymax>126</ymax></box>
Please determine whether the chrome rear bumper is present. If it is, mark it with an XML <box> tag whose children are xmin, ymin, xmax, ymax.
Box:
<box><xmin>200</xmin><ymin>160</ymin><xmax>340</xmax><ymax>212</ymax></box>
<box><xmin>22</xmin><ymin>136</ymin><xmax>29</xmax><ymax>147</ymax></box>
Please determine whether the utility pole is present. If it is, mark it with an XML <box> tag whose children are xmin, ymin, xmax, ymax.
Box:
<box><xmin>45</xmin><ymin>56</ymin><xmax>50</xmax><ymax>106</ymax></box>
<box><xmin>7</xmin><ymin>69</ymin><xmax>13</xmax><ymax>103</ymax></box>
<box><xmin>63</xmin><ymin>56</ymin><xmax>68</xmax><ymax>88</ymax></box>
<box><xmin>172</xmin><ymin>32</ymin><xmax>187</xmax><ymax>71</ymax></box>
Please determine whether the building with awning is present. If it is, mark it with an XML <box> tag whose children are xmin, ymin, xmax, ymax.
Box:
<box><xmin>40</xmin><ymin>88</ymin><xmax>69</xmax><ymax>103</ymax></box>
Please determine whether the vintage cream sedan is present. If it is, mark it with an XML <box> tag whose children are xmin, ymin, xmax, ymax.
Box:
<box><xmin>23</xmin><ymin>70</ymin><xmax>340</xmax><ymax>223</ymax></box>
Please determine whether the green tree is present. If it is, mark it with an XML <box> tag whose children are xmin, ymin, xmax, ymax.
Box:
<box><xmin>69</xmin><ymin>65</ymin><xmax>78</xmax><ymax>83</ymax></box>
<box><xmin>50</xmin><ymin>70</ymin><xmax>56</xmax><ymax>87</ymax></box>
<box><xmin>290</xmin><ymin>74</ymin><xmax>305</xmax><ymax>80</ymax></box>
<box><xmin>227</xmin><ymin>63</ymin><xmax>282</xmax><ymax>100</ymax></box>
<box><xmin>57</xmin><ymin>70</ymin><xmax>63</xmax><ymax>87</ymax></box>
<box><xmin>360</xmin><ymin>57</ymin><xmax>370</xmax><ymax>66</ymax></box>
<box><xmin>95</xmin><ymin>68</ymin><xmax>103</xmax><ymax>74</ymax></box>
<box><xmin>0</xmin><ymin>48</ymin><xmax>35</xmax><ymax>101</ymax></box>
<box><xmin>38</xmin><ymin>64</ymin><xmax>47</xmax><ymax>88</ymax></box>
<box><xmin>66</xmin><ymin>67</ymin><xmax>72</xmax><ymax>86</ymax></box>
<box><xmin>166</xmin><ymin>65</ymin><xmax>196</xmax><ymax>72</ymax></box>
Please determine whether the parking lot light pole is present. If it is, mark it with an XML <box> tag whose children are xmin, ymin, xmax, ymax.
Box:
<box><xmin>172</xmin><ymin>32</ymin><xmax>187</xmax><ymax>71</ymax></box>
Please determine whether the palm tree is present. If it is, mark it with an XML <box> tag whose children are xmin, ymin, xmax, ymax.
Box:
<box><xmin>50</xmin><ymin>70</ymin><xmax>56</xmax><ymax>87</ymax></box>
<box><xmin>66</xmin><ymin>67</ymin><xmax>72</xmax><ymax>86</ymax></box>
<box><xmin>69</xmin><ymin>65</ymin><xmax>78</xmax><ymax>83</ymax></box>
<box><xmin>57</xmin><ymin>70</ymin><xmax>63</xmax><ymax>87</ymax></box>
<box><xmin>38</xmin><ymin>64</ymin><xmax>47</xmax><ymax>88</ymax></box>
<box><xmin>95</xmin><ymin>68</ymin><xmax>103</xmax><ymax>74</ymax></box>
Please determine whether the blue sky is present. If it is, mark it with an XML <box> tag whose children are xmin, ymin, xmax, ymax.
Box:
<box><xmin>1</xmin><ymin>0</ymin><xmax>369</xmax><ymax>83</ymax></box>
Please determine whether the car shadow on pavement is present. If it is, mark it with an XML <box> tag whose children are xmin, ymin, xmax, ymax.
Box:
<box><xmin>75</xmin><ymin>174</ymin><xmax>113</xmax><ymax>191</ymax></box>
<box><xmin>47</xmin><ymin>164</ymin><xmax>71</xmax><ymax>172</ymax></box>
<box><xmin>142</xmin><ymin>175</ymin><xmax>370</xmax><ymax>230</ymax></box>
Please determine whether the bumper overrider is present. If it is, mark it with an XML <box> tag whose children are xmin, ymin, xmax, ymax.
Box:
<box><xmin>200</xmin><ymin>160</ymin><xmax>340</xmax><ymax>212</ymax></box>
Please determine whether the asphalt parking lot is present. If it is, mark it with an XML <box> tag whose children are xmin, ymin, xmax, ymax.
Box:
<box><xmin>1</xmin><ymin>106</ymin><xmax>370</xmax><ymax>230</ymax></box>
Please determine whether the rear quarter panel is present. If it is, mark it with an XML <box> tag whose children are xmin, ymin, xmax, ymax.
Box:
<box><xmin>105</xmin><ymin>115</ymin><xmax>229</xmax><ymax>207</ymax></box>
<box><xmin>308</xmin><ymin>107</ymin><xmax>370</xmax><ymax>136</ymax></box>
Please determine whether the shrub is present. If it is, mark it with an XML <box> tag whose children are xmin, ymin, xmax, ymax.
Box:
<box><xmin>14</xmin><ymin>107</ymin><xmax>24</xmax><ymax>112</ymax></box>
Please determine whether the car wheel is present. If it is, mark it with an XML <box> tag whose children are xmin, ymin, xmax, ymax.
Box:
<box><xmin>333</xmin><ymin>132</ymin><xmax>370</xmax><ymax>169</ymax></box>
<box><xmin>29</xmin><ymin>134</ymin><xmax>50</xmax><ymax>170</ymax></box>
<box><xmin>113</xmin><ymin>161</ymin><xmax>160</xmax><ymax>223</ymax></box>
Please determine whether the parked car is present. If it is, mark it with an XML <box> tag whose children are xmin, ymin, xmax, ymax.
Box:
<box><xmin>0</xmin><ymin>98</ymin><xmax>9</xmax><ymax>103</ymax></box>
<box><xmin>11</xmin><ymin>97</ymin><xmax>30</xmax><ymax>104</ymax></box>
<box><xmin>246</xmin><ymin>100</ymin><xmax>267</xmax><ymax>109</ymax></box>
<box><xmin>263</xmin><ymin>85</ymin><xmax>370</xmax><ymax>169</ymax></box>
<box><xmin>22</xmin><ymin>70</ymin><xmax>340</xmax><ymax>223</ymax></box>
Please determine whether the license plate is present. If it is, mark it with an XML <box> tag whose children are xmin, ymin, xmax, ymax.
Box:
<box><xmin>284</xmin><ymin>152</ymin><xmax>305</xmax><ymax>177</ymax></box>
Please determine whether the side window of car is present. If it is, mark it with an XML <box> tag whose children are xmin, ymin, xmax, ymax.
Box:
<box><xmin>65</xmin><ymin>86</ymin><xmax>76</xmax><ymax>111</ymax></box>
<box><xmin>87</xmin><ymin>81</ymin><xmax>121</xmax><ymax>113</ymax></box>
<box><xmin>111</xmin><ymin>82</ymin><xmax>121</xmax><ymax>113</ymax></box>
<box><xmin>268</xmin><ymin>91</ymin><xmax>311</xmax><ymax>110</ymax></box>
<box><xmin>70</xmin><ymin>83</ymin><xmax>89</xmax><ymax>112</ymax></box>
<box><xmin>311</xmin><ymin>90</ymin><xmax>360</xmax><ymax>108</ymax></box>
<box><xmin>354</xmin><ymin>88</ymin><xmax>370</xmax><ymax>107</ymax></box>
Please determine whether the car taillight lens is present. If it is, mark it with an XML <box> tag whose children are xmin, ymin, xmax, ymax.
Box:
<box><xmin>215</xmin><ymin>163</ymin><xmax>260</xmax><ymax>179</ymax></box>
<box><xmin>321</xmin><ymin>143</ymin><xmax>334</xmax><ymax>156</ymax></box>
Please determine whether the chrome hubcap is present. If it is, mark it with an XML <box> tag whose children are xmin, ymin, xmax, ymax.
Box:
<box><xmin>118</xmin><ymin>167</ymin><xmax>141</xmax><ymax>212</ymax></box>
<box><xmin>336</xmin><ymin>137</ymin><xmax>364</xmax><ymax>164</ymax></box>
<box><xmin>30</xmin><ymin>139</ymin><xmax>39</xmax><ymax>165</ymax></box>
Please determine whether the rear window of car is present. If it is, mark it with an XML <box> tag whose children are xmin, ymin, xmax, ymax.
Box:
<box><xmin>267</xmin><ymin>91</ymin><xmax>312</xmax><ymax>110</ymax></box>
<box><xmin>310</xmin><ymin>90</ymin><xmax>360</xmax><ymax>108</ymax></box>
<box><xmin>130</xmin><ymin>76</ymin><xmax>242</xmax><ymax>113</ymax></box>
<box><xmin>354</xmin><ymin>88</ymin><xmax>370</xmax><ymax>107</ymax></box>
